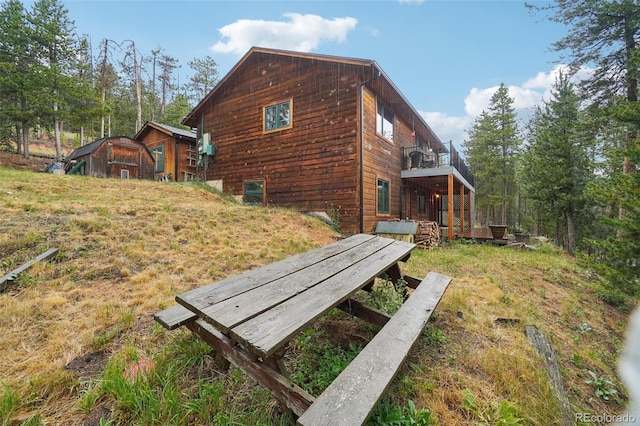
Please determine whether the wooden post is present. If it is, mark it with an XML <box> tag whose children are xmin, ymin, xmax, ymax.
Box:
<box><xmin>467</xmin><ymin>191</ymin><xmax>472</xmax><ymax>232</ymax></box>
<box><xmin>459</xmin><ymin>184</ymin><xmax>465</xmax><ymax>235</ymax></box>
<box><xmin>448</xmin><ymin>174</ymin><xmax>454</xmax><ymax>240</ymax></box>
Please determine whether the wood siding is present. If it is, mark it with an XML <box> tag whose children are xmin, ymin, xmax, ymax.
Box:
<box><xmin>361</xmin><ymin>88</ymin><xmax>422</xmax><ymax>233</ymax></box>
<box><xmin>138</xmin><ymin>127</ymin><xmax>197</xmax><ymax>181</ymax></box>
<box><xmin>75</xmin><ymin>137</ymin><xmax>154</xmax><ymax>179</ymax></box>
<box><xmin>201</xmin><ymin>54</ymin><xmax>368</xmax><ymax>233</ymax></box>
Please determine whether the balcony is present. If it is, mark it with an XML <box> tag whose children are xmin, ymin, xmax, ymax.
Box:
<box><xmin>401</xmin><ymin>141</ymin><xmax>475</xmax><ymax>189</ymax></box>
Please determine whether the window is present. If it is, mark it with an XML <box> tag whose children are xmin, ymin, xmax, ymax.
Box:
<box><xmin>418</xmin><ymin>194</ymin><xmax>426</xmax><ymax>214</ymax></box>
<box><xmin>264</xmin><ymin>100</ymin><xmax>292</xmax><ymax>132</ymax></box>
<box><xmin>376</xmin><ymin>100</ymin><xmax>394</xmax><ymax>141</ymax></box>
<box><xmin>150</xmin><ymin>146</ymin><xmax>165</xmax><ymax>173</ymax></box>
<box><xmin>120</xmin><ymin>169</ymin><xmax>129</xmax><ymax>180</ymax></box>
<box><xmin>244</xmin><ymin>180</ymin><xmax>265</xmax><ymax>205</ymax></box>
<box><xmin>377</xmin><ymin>178</ymin><xmax>390</xmax><ymax>215</ymax></box>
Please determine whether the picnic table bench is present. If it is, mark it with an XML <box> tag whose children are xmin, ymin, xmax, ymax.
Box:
<box><xmin>155</xmin><ymin>233</ymin><xmax>452</xmax><ymax>425</ymax></box>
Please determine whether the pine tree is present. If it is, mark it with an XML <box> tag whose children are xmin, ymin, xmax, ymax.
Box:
<box><xmin>463</xmin><ymin>83</ymin><xmax>520</xmax><ymax>227</ymax></box>
<box><xmin>521</xmin><ymin>72</ymin><xmax>593</xmax><ymax>255</ymax></box>
<box><xmin>28</xmin><ymin>0</ymin><xmax>77</xmax><ymax>159</ymax></box>
<box><xmin>0</xmin><ymin>0</ymin><xmax>35</xmax><ymax>156</ymax></box>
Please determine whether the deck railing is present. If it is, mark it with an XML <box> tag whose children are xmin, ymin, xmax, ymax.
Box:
<box><xmin>402</xmin><ymin>141</ymin><xmax>475</xmax><ymax>187</ymax></box>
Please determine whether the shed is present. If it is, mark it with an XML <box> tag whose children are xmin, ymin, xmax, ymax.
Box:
<box><xmin>65</xmin><ymin>136</ymin><xmax>155</xmax><ymax>180</ymax></box>
<box><xmin>134</xmin><ymin>121</ymin><xmax>198</xmax><ymax>181</ymax></box>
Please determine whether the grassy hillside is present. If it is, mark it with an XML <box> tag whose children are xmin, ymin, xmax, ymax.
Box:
<box><xmin>0</xmin><ymin>167</ymin><xmax>635</xmax><ymax>425</ymax></box>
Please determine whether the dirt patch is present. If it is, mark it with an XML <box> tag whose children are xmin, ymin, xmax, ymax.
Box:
<box><xmin>65</xmin><ymin>350</ymin><xmax>110</xmax><ymax>381</ymax></box>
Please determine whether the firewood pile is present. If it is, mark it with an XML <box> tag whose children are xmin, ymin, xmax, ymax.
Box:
<box><xmin>415</xmin><ymin>221</ymin><xmax>440</xmax><ymax>249</ymax></box>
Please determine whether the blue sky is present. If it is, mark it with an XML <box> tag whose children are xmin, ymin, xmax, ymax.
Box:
<box><xmin>53</xmin><ymin>0</ymin><xmax>571</xmax><ymax>148</ymax></box>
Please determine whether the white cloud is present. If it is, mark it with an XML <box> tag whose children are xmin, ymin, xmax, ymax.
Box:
<box><xmin>398</xmin><ymin>0</ymin><xmax>425</xmax><ymax>4</ymax></box>
<box><xmin>464</xmin><ymin>85</ymin><xmax>542</xmax><ymax>118</ymax></box>
<box><xmin>211</xmin><ymin>13</ymin><xmax>358</xmax><ymax>56</ymax></box>
<box><xmin>419</xmin><ymin>111</ymin><xmax>470</xmax><ymax>145</ymax></box>
<box><xmin>422</xmin><ymin>64</ymin><xmax>596</xmax><ymax>148</ymax></box>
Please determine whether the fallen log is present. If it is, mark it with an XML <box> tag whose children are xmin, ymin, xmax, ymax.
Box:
<box><xmin>524</xmin><ymin>325</ymin><xmax>573</xmax><ymax>426</ymax></box>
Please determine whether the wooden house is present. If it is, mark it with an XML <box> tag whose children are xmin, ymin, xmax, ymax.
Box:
<box><xmin>183</xmin><ymin>47</ymin><xmax>475</xmax><ymax>238</ymax></box>
<box><xmin>134</xmin><ymin>121</ymin><xmax>198</xmax><ymax>181</ymax></box>
<box><xmin>65</xmin><ymin>136</ymin><xmax>155</xmax><ymax>180</ymax></box>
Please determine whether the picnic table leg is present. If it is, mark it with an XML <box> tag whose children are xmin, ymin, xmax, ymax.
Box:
<box><xmin>186</xmin><ymin>319</ymin><xmax>314</xmax><ymax>417</ymax></box>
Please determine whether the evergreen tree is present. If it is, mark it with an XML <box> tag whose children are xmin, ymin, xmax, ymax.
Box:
<box><xmin>162</xmin><ymin>94</ymin><xmax>192</xmax><ymax>129</ymax></box>
<box><xmin>463</xmin><ymin>83</ymin><xmax>520</xmax><ymax>227</ymax></box>
<box><xmin>28</xmin><ymin>0</ymin><xmax>77</xmax><ymax>159</ymax></box>
<box><xmin>521</xmin><ymin>72</ymin><xmax>593</xmax><ymax>255</ymax></box>
<box><xmin>187</xmin><ymin>55</ymin><xmax>219</xmax><ymax>103</ymax></box>
<box><xmin>0</xmin><ymin>0</ymin><xmax>35</xmax><ymax>156</ymax></box>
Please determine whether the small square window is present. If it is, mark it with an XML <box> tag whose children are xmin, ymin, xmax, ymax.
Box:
<box><xmin>244</xmin><ymin>180</ymin><xmax>265</xmax><ymax>205</ymax></box>
<box><xmin>121</xmin><ymin>169</ymin><xmax>130</xmax><ymax>180</ymax></box>
<box><xmin>264</xmin><ymin>100</ymin><xmax>292</xmax><ymax>132</ymax></box>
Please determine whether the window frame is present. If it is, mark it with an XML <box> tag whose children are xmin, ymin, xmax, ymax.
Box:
<box><xmin>120</xmin><ymin>169</ymin><xmax>130</xmax><ymax>180</ymax></box>
<box><xmin>376</xmin><ymin>99</ymin><xmax>394</xmax><ymax>142</ymax></box>
<box><xmin>417</xmin><ymin>193</ymin><xmax>426</xmax><ymax>214</ymax></box>
<box><xmin>376</xmin><ymin>177</ymin><xmax>390</xmax><ymax>216</ymax></box>
<box><xmin>263</xmin><ymin>99</ymin><xmax>293</xmax><ymax>133</ymax></box>
<box><xmin>150</xmin><ymin>146</ymin><xmax>165</xmax><ymax>173</ymax></box>
<box><xmin>243</xmin><ymin>179</ymin><xmax>265</xmax><ymax>206</ymax></box>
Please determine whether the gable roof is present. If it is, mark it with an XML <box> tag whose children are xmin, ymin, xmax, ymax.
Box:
<box><xmin>183</xmin><ymin>46</ymin><xmax>448</xmax><ymax>153</ymax></box>
<box><xmin>183</xmin><ymin>46</ymin><xmax>376</xmax><ymax>128</ymax></box>
<box><xmin>135</xmin><ymin>121</ymin><xmax>197</xmax><ymax>142</ymax></box>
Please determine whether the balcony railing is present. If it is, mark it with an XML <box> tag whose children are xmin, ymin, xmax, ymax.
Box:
<box><xmin>402</xmin><ymin>141</ymin><xmax>475</xmax><ymax>187</ymax></box>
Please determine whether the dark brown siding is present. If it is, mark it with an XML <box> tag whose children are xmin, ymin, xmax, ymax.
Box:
<box><xmin>77</xmin><ymin>137</ymin><xmax>154</xmax><ymax>179</ymax></box>
<box><xmin>201</xmin><ymin>54</ymin><xmax>366</xmax><ymax>233</ymax></box>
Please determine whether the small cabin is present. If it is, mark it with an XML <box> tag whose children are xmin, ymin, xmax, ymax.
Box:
<box><xmin>65</xmin><ymin>136</ymin><xmax>155</xmax><ymax>180</ymax></box>
<box><xmin>135</xmin><ymin>121</ymin><xmax>198</xmax><ymax>181</ymax></box>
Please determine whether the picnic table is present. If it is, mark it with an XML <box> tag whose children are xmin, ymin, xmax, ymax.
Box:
<box><xmin>155</xmin><ymin>233</ymin><xmax>452</xmax><ymax>425</ymax></box>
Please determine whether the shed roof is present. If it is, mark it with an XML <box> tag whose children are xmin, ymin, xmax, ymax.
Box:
<box><xmin>135</xmin><ymin>121</ymin><xmax>197</xmax><ymax>142</ymax></box>
<box><xmin>67</xmin><ymin>136</ymin><xmax>153</xmax><ymax>161</ymax></box>
<box><xmin>67</xmin><ymin>137</ymin><xmax>105</xmax><ymax>160</ymax></box>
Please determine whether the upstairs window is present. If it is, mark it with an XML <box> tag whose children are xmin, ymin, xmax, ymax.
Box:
<box><xmin>376</xmin><ymin>100</ymin><xmax>394</xmax><ymax>142</ymax></box>
<box><xmin>264</xmin><ymin>100</ymin><xmax>292</xmax><ymax>132</ymax></box>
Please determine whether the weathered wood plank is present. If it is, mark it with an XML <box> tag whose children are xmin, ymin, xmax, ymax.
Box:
<box><xmin>524</xmin><ymin>325</ymin><xmax>574</xmax><ymax>426</ymax></box>
<box><xmin>153</xmin><ymin>304</ymin><xmax>197</xmax><ymax>330</ymax></box>
<box><xmin>178</xmin><ymin>234</ymin><xmax>374</xmax><ymax>312</ymax></box>
<box><xmin>198</xmin><ymin>236</ymin><xmax>397</xmax><ymax>333</ymax></box>
<box><xmin>0</xmin><ymin>248</ymin><xmax>59</xmax><ymax>292</ymax></box>
<box><xmin>231</xmin><ymin>239</ymin><xmax>416</xmax><ymax>358</ymax></box>
<box><xmin>336</xmin><ymin>298</ymin><xmax>391</xmax><ymax>327</ymax></box>
<box><xmin>297</xmin><ymin>271</ymin><xmax>452</xmax><ymax>426</ymax></box>
<box><xmin>186</xmin><ymin>319</ymin><xmax>314</xmax><ymax>417</ymax></box>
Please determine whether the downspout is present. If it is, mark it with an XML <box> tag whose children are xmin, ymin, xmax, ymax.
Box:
<box><xmin>359</xmin><ymin>64</ymin><xmax>382</xmax><ymax>233</ymax></box>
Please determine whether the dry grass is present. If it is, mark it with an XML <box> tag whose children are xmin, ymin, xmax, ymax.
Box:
<box><xmin>0</xmin><ymin>165</ymin><xmax>635</xmax><ymax>425</ymax></box>
<box><xmin>0</xmin><ymin>167</ymin><xmax>335</xmax><ymax>424</ymax></box>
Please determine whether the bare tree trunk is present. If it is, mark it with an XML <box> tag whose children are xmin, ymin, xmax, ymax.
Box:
<box><xmin>566</xmin><ymin>210</ymin><xmax>576</xmax><ymax>256</ymax></box>
<box><xmin>54</xmin><ymin>99</ymin><xmax>62</xmax><ymax>160</ymax></box>
<box><xmin>132</xmin><ymin>42</ymin><xmax>142</xmax><ymax>132</ymax></box>
<box><xmin>22</xmin><ymin>126</ymin><xmax>29</xmax><ymax>159</ymax></box>
<box><xmin>15</xmin><ymin>125</ymin><xmax>21</xmax><ymax>155</ymax></box>
<box><xmin>100</xmin><ymin>40</ymin><xmax>108</xmax><ymax>138</ymax></box>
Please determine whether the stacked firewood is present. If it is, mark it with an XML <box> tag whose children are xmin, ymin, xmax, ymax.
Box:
<box><xmin>415</xmin><ymin>221</ymin><xmax>440</xmax><ymax>249</ymax></box>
